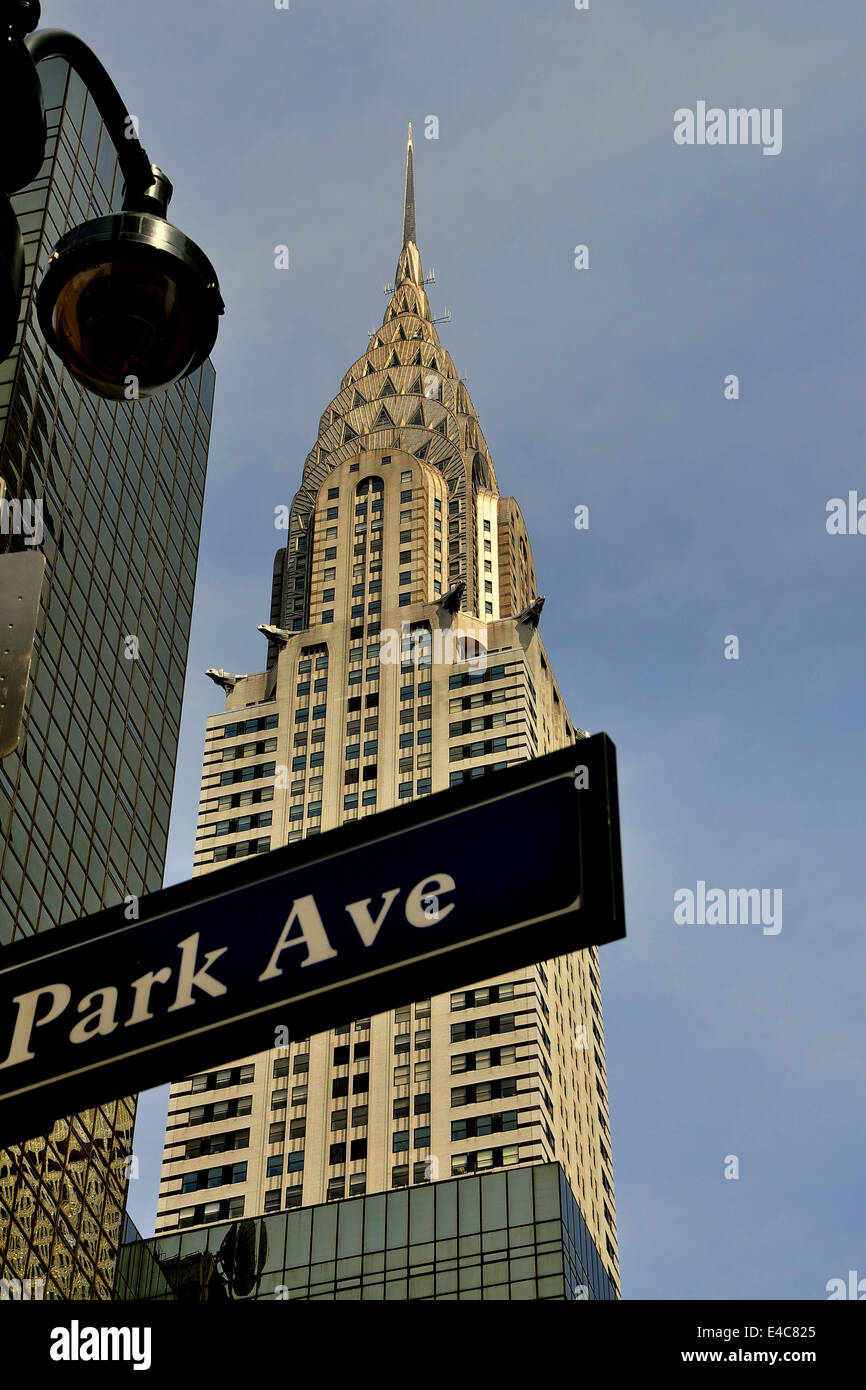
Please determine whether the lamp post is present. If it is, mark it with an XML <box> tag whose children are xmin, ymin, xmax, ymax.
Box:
<box><xmin>0</xmin><ymin>0</ymin><xmax>224</xmax><ymax>758</ymax></box>
<box><xmin>0</xmin><ymin>0</ymin><xmax>224</xmax><ymax>399</ymax></box>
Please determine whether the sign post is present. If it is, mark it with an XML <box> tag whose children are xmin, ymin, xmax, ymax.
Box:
<box><xmin>0</xmin><ymin>734</ymin><xmax>625</xmax><ymax>1149</ymax></box>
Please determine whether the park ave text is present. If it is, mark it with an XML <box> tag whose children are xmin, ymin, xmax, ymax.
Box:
<box><xmin>0</xmin><ymin>872</ymin><xmax>454</xmax><ymax>1071</ymax></box>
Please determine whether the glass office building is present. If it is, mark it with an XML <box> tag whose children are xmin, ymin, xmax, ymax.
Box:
<box><xmin>0</xmin><ymin>56</ymin><xmax>215</xmax><ymax>1297</ymax></box>
<box><xmin>118</xmin><ymin>1163</ymin><xmax>616</xmax><ymax>1301</ymax></box>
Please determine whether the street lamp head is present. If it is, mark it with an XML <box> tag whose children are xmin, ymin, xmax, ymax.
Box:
<box><xmin>1</xmin><ymin>11</ymin><xmax>46</xmax><ymax>191</ymax></box>
<box><xmin>35</xmin><ymin>209</ymin><xmax>224</xmax><ymax>400</ymax></box>
<box><xmin>6</xmin><ymin>1</ymin><xmax>42</xmax><ymax>36</ymax></box>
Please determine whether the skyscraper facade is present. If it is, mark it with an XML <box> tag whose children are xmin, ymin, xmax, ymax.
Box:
<box><xmin>156</xmin><ymin>130</ymin><xmax>618</xmax><ymax>1298</ymax></box>
<box><xmin>0</xmin><ymin>55</ymin><xmax>215</xmax><ymax>1299</ymax></box>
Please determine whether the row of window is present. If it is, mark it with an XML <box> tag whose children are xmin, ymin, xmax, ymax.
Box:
<box><xmin>328</xmin><ymin>1105</ymin><xmax>370</xmax><ymax>1130</ymax></box>
<box><xmin>449</xmin><ymin>664</ymin><xmax>508</xmax><ymax>689</ymax></box>
<box><xmin>268</xmin><ymin>1118</ymin><xmax>307</xmax><ymax>1142</ymax></box>
<box><xmin>218</xmin><ymin>760</ymin><xmax>275</xmax><ymax>786</ymax></box>
<box><xmin>450</xmin><ymin>687</ymin><xmax>509</xmax><ymax>712</ymax></box>
<box><xmin>220</xmin><ymin>737</ymin><xmax>277</xmax><ymax>762</ymax></box>
<box><xmin>212</xmin><ymin>810</ymin><xmax>272</xmax><ymax>837</ymax></box>
<box><xmin>391</xmin><ymin>1162</ymin><xmax>434</xmax><ymax>1188</ymax></box>
<box><xmin>392</xmin><ymin>1054</ymin><xmax>433</xmax><ymax>1084</ymax></box>
<box><xmin>398</xmin><ymin>778</ymin><xmax>432</xmax><ymax>799</ymax></box>
<box><xmin>323</xmin><ymin>1174</ymin><xmax>368</xmax><ymax>1202</ymax></box>
<box><xmin>272</xmin><ymin>1070</ymin><xmax>374</xmax><ymax>1108</ymax></box>
<box><xmin>290</xmin><ymin>752</ymin><xmax>325</xmax><ymax>770</ymax></box>
<box><xmin>189</xmin><ymin>1064</ymin><xmax>255</xmax><ymax>1093</ymax></box>
<box><xmin>211</xmin><ymin>835</ymin><xmax>270</xmax><ymax>862</ymax></box>
<box><xmin>184</xmin><ymin>1128</ymin><xmax>249</xmax><ymax>1160</ymax></box>
<box><xmin>344</xmin><ymin>739</ymin><xmax>380</xmax><ymax>757</ymax></box>
<box><xmin>214</xmin><ymin>785</ymin><xmax>273</xmax><ymax>812</ymax></box>
<box><xmin>451</xmin><ymin>1012</ymin><xmax>518</xmax><ymax>1042</ymax></box>
<box><xmin>450</xmin><ymin>762</ymin><xmax>509</xmax><ymax>786</ymax></box>
<box><xmin>176</xmin><ymin>1107</ymin><xmax>531</xmax><ymax>1174</ymax></box>
<box><xmin>451</xmin><ymin>984</ymin><xmax>515</xmax><ymax>1010</ymax></box>
<box><xmin>175</xmin><ymin>1196</ymin><xmax>244</xmax><ymax>1229</ymax></box>
<box><xmin>449</xmin><ymin>737</ymin><xmax>510</xmax><ymax>762</ymax></box>
<box><xmin>271</xmin><ymin>1084</ymin><xmax>309</xmax><ymax>1108</ymax></box>
<box><xmin>326</xmin><ymin>1140</ymin><xmax>368</xmax><ymax>1165</ymax></box>
<box><xmin>263</xmin><ymin>1185</ymin><xmax>305</xmax><ymax>1212</ymax></box>
<box><xmin>180</xmin><ymin>1160</ymin><xmax>247</xmax><ymax>1193</ymax></box>
<box><xmin>394</xmin><ymin>1030</ymin><xmax>430</xmax><ymax>1051</ymax></box>
<box><xmin>451</xmin><ymin>1076</ymin><xmax>519</xmax><ymax>1107</ymax></box>
<box><xmin>175</xmin><ymin>1096</ymin><xmax>252</xmax><ymax>1128</ymax></box>
<box><xmin>451</xmin><ymin>1045</ymin><xmax>518</xmax><ymax>1074</ymax></box>
<box><xmin>294</xmin><ymin>704</ymin><xmax>327</xmax><ymax>722</ymax></box>
<box><xmin>452</xmin><ymin>1110</ymin><xmax>520</xmax><ymax>1140</ymax></box>
<box><xmin>452</xmin><ymin>1145</ymin><xmax>520</xmax><ymax>1175</ymax></box>
<box><xmin>333</xmin><ymin>1042</ymin><xmax>370</xmax><ymax>1065</ymax></box>
<box><xmin>397</xmin><ymin>728</ymin><xmax>432</xmax><ymax>746</ymax></box>
<box><xmin>449</xmin><ymin>713</ymin><xmax>507</xmax><ymax>736</ymax></box>
<box><xmin>392</xmin><ymin>1127</ymin><xmax>430</xmax><ymax>1152</ymax></box>
<box><xmin>265</xmin><ymin>1151</ymin><xmax>306</xmax><ymax>1176</ymax></box>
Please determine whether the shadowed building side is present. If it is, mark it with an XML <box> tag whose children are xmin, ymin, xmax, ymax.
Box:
<box><xmin>0</xmin><ymin>57</ymin><xmax>215</xmax><ymax>1299</ymax></box>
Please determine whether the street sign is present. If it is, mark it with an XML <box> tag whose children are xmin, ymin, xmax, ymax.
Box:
<box><xmin>0</xmin><ymin>734</ymin><xmax>624</xmax><ymax>1150</ymax></box>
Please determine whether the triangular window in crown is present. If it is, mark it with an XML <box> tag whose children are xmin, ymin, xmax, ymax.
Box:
<box><xmin>372</xmin><ymin>336</ymin><xmax>382</xmax><ymax>347</ymax></box>
<box><xmin>397</xmin><ymin>325</ymin><xmax>407</xmax><ymax>340</ymax></box>
<box><xmin>412</xmin><ymin>348</ymin><xmax>422</xmax><ymax>365</ymax></box>
<box><xmin>387</xmin><ymin>349</ymin><xmax>400</xmax><ymax>367</ymax></box>
<box><xmin>352</xmin><ymin>389</ymin><xmax>366</xmax><ymax>409</ymax></box>
<box><xmin>373</xmin><ymin>406</ymin><xmax>393</xmax><ymax>429</ymax></box>
<box><xmin>435</xmin><ymin>417</ymin><xmax>448</xmax><ymax>437</ymax></box>
<box><xmin>379</xmin><ymin>375</ymin><xmax>397</xmax><ymax>397</ymax></box>
<box><xmin>413</xmin><ymin>441</ymin><xmax>429</xmax><ymax>460</ymax></box>
<box><xmin>429</xmin><ymin>355</ymin><xmax>439</xmax><ymax>371</ymax></box>
<box><xmin>406</xmin><ymin>403</ymin><xmax>425</xmax><ymax>427</ymax></box>
<box><xmin>409</xmin><ymin>375</ymin><xmax>422</xmax><ymax>395</ymax></box>
<box><xmin>342</xmin><ymin>422</ymin><xmax>358</xmax><ymax>443</ymax></box>
<box><xmin>364</xmin><ymin>361</ymin><xmax>375</xmax><ymax>375</ymax></box>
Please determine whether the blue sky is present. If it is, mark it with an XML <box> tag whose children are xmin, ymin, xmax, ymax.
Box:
<box><xmin>47</xmin><ymin>0</ymin><xmax>866</xmax><ymax>1298</ymax></box>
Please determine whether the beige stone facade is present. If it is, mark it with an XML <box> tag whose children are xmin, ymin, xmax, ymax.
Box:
<box><xmin>155</xmin><ymin>130</ymin><xmax>619</xmax><ymax>1294</ymax></box>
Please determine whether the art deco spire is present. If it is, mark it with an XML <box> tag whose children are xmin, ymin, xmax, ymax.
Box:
<box><xmin>402</xmin><ymin>121</ymin><xmax>416</xmax><ymax>248</ymax></box>
<box><xmin>284</xmin><ymin>121</ymin><xmax>503</xmax><ymax>625</ymax></box>
<box><xmin>394</xmin><ymin>122</ymin><xmax>423</xmax><ymax>291</ymax></box>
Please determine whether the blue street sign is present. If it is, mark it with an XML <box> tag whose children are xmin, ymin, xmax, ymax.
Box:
<box><xmin>0</xmin><ymin>735</ymin><xmax>624</xmax><ymax>1148</ymax></box>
